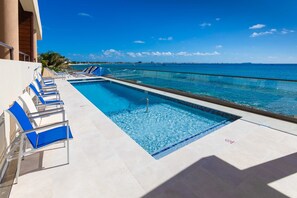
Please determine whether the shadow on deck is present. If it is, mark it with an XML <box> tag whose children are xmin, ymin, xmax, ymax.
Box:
<box><xmin>143</xmin><ymin>153</ymin><xmax>297</xmax><ymax>198</ymax></box>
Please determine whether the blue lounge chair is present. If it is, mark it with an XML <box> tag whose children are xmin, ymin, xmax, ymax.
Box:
<box><xmin>37</xmin><ymin>72</ymin><xmax>56</xmax><ymax>86</ymax></box>
<box><xmin>35</xmin><ymin>79</ymin><xmax>56</xmax><ymax>90</ymax></box>
<box><xmin>29</xmin><ymin>84</ymin><xmax>64</xmax><ymax>106</ymax></box>
<box><xmin>70</xmin><ymin>66</ymin><xmax>95</xmax><ymax>77</ymax></box>
<box><xmin>32</xmin><ymin>81</ymin><xmax>59</xmax><ymax>97</ymax></box>
<box><xmin>7</xmin><ymin>102</ymin><xmax>73</xmax><ymax>183</ymax></box>
<box><xmin>85</xmin><ymin>66</ymin><xmax>94</xmax><ymax>74</ymax></box>
<box><xmin>82</xmin><ymin>67</ymin><xmax>89</xmax><ymax>72</ymax></box>
<box><xmin>89</xmin><ymin>66</ymin><xmax>98</xmax><ymax>74</ymax></box>
<box><xmin>91</xmin><ymin>67</ymin><xmax>111</xmax><ymax>76</ymax></box>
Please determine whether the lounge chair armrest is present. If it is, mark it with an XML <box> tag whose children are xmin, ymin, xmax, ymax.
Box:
<box><xmin>37</xmin><ymin>105</ymin><xmax>63</xmax><ymax>111</ymax></box>
<box><xmin>36</xmin><ymin>103</ymin><xmax>63</xmax><ymax>110</ymax></box>
<box><xmin>28</xmin><ymin>107</ymin><xmax>64</xmax><ymax>115</ymax></box>
<box><xmin>43</xmin><ymin>77</ymin><xmax>54</xmax><ymax>81</ymax></box>
<box><xmin>29</xmin><ymin>108</ymin><xmax>64</xmax><ymax>117</ymax></box>
<box><xmin>36</xmin><ymin>100</ymin><xmax>64</xmax><ymax>106</ymax></box>
<box><xmin>22</xmin><ymin>120</ymin><xmax>69</xmax><ymax>134</ymax></box>
<box><xmin>36</xmin><ymin>103</ymin><xmax>63</xmax><ymax>107</ymax></box>
<box><xmin>41</xmin><ymin>86</ymin><xmax>57</xmax><ymax>90</ymax></box>
<box><xmin>41</xmin><ymin>93</ymin><xmax>60</xmax><ymax>98</ymax></box>
<box><xmin>41</xmin><ymin>89</ymin><xmax>59</xmax><ymax>93</ymax></box>
<box><xmin>29</xmin><ymin>110</ymin><xmax>65</xmax><ymax>119</ymax></box>
<box><xmin>45</xmin><ymin>101</ymin><xmax>63</xmax><ymax>105</ymax></box>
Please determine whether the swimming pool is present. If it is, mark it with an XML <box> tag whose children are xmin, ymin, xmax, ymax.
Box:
<box><xmin>71</xmin><ymin>80</ymin><xmax>238</xmax><ymax>158</ymax></box>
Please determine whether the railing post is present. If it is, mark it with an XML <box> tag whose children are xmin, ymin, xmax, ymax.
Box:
<box><xmin>146</xmin><ymin>98</ymin><xmax>149</xmax><ymax>113</ymax></box>
<box><xmin>18</xmin><ymin>51</ymin><xmax>30</xmax><ymax>62</ymax></box>
<box><xmin>0</xmin><ymin>41</ymin><xmax>14</xmax><ymax>60</ymax></box>
<box><xmin>10</xmin><ymin>48</ymin><xmax>14</xmax><ymax>60</ymax></box>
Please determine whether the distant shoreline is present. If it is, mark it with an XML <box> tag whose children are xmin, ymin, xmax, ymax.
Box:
<box><xmin>69</xmin><ymin>62</ymin><xmax>297</xmax><ymax>65</ymax></box>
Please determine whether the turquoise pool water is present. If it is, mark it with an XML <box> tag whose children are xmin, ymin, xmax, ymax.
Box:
<box><xmin>71</xmin><ymin>80</ymin><xmax>237</xmax><ymax>158</ymax></box>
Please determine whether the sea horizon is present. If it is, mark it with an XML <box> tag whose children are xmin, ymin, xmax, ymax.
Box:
<box><xmin>70</xmin><ymin>62</ymin><xmax>297</xmax><ymax>65</ymax></box>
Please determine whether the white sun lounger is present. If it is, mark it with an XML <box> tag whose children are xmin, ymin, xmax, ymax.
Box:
<box><xmin>18</xmin><ymin>92</ymin><xmax>67</xmax><ymax>127</ymax></box>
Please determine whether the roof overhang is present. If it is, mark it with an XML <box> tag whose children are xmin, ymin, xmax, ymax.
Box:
<box><xmin>19</xmin><ymin>0</ymin><xmax>42</xmax><ymax>40</ymax></box>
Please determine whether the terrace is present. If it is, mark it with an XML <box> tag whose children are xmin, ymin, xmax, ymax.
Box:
<box><xmin>1</xmin><ymin>70</ymin><xmax>297</xmax><ymax>197</ymax></box>
<box><xmin>1</xmin><ymin>0</ymin><xmax>297</xmax><ymax>196</ymax></box>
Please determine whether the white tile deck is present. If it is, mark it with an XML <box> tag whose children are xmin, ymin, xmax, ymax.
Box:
<box><xmin>8</xmin><ymin>78</ymin><xmax>297</xmax><ymax>198</ymax></box>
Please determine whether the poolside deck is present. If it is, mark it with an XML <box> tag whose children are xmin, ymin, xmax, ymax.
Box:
<box><xmin>5</xmin><ymin>78</ymin><xmax>297</xmax><ymax>198</ymax></box>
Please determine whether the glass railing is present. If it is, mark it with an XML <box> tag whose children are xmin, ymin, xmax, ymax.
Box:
<box><xmin>106</xmin><ymin>68</ymin><xmax>297</xmax><ymax>119</ymax></box>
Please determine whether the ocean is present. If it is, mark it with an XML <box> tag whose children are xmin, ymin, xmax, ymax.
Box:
<box><xmin>71</xmin><ymin>63</ymin><xmax>297</xmax><ymax>80</ymax></box>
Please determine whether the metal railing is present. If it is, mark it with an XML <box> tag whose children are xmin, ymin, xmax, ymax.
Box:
<box><xmin>0</xmin><ymin>41</ymin><xmax>31</xmax><ymax>61</ymax></box>
<box><xmin>106</xmin><ymin>68</ymin><xmax>297</xmax><ymax>122</ymax></box>
<box><xmin>19</xmin><ymin>51</ymin><xmax>30</xmax><ymax>62</ymax></box>
<box><xmin>127</xmin><ymin>96</ymin><xmax>150</xmax><ymax>113</ymax></box>
<box><xmin>0</xmin><ymin>41</ymin><xmax>14</xmax><ymax>60</ymax></box>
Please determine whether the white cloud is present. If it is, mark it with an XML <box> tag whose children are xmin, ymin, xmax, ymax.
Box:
<box><xmin>250</xmin><ymin>29</ymin><xmax>277</xmax><ymax>38</ymax></box>
<box><xmin>159</xmin><ymin>36</ymin><xmax>173</xmax><ymax>41</ymax></box>
<box><xmin>175</xmin><ymin>51</ymin><xmax>220</xmax><ymax>56</ymax></box>
<box><xmin>215</xmin><ymin>45</ymin><xmax>223</xmax><ymax>49</ymax></box>
<box><xmin>78</xmin><ymin>13</ymin><xmax>92</xmax><ymax>18</ymax></box>
<box><xmin>192</xmin><ymin>51</ymin><xmax>220</xmax><ymax>56</ymax></box>
<box><xmin>102</xmin><ymin>49</ymin><xmax>122</xmax><ymax>57</ymax></box>
<box><xmin>176</xmin><ymin>52</ymin><xmax>191</xmax><ymax>56</ymax></box>
<box><xmin>152</xmin><ymin>52</ymin><xmax>173</xmax><ymax>56</ymax></box>
<box><xmin>250</xmin><ymin>28</ymin><xmax>294</xmax><ymax>38</ymax></box>
<box><xmin>127</xmin><ymin>51</ymin><xmax>174</xmax><ymax>57</ymax></box>
<box><xmin>133</xmin><ymin>40</ymin><xmax>145</xmax><ymax>44</ymax></box>
<box><xmin>200</xmin><ymin>23</ymin><xmax>211</xmax><ymax>28</ymax></box>
<box><xmin>141</xmin><ymin>52</ymin><xmax>151</xmax><ymax>56</ymax></box>
<box><xmin>281</xmin><ymin>28</ymin><xmax>295</xmax><ymax>34</ymax></box>
<box><xmin>126</xmin><ymin>51</ymin><xmax>220</xmax><ymax>57</ymax></box>
<box><xmin>249</xmin><ymin>24</ymin><xmax>266</xmax><ymax>30</ymax></box>
<box><xmin>126</xmin><ymin>52</ymin><xmax>144</xmax><ymax>58</ymax></box>
<box><xmin>88</xmin><ymin>53</ymin><xmax>103</xmax><ymax>60</ymax></box>
<box><xmin>215</xmin><ymin>18</ymin><xmax>221</xmax><ymax>21</ymax></box>
<box><xmin>101</xmin><ymin>49</ymin><xmax>221</xmax><ymax>58</ymax></box>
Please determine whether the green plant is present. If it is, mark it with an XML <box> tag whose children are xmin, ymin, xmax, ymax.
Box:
<box><xmin>38</xmin><ymin>51</ymin><xmax>70</xmax><ymax>72</ymax></box>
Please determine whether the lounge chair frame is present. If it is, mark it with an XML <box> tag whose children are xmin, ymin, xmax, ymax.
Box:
<box><xmin>6</xmin><ymin>106</ymin><xmax>71</xmax><ymax>184</ymax></box>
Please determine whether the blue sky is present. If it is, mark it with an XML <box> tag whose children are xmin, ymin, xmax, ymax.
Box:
<box><xmin>38</xmin><ymin>0</ymin><xmax>297</xmax><ymax>63</ymax></box>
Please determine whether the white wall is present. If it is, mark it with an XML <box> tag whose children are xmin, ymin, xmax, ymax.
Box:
<box><xmin>0</xmin><ymin>59</ymin><xmax>41</xmax><ymax>111</ymax></box>
<box><xmin>0</xmin><ymin>59</ymin><xmax>41</xmax><ymax>181</ymax></box>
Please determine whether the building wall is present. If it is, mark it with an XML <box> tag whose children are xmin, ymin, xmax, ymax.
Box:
<box><xmin>0</xmin><ymin>59</ymin><xmax>41</xmax><ymax>180</ymax></box>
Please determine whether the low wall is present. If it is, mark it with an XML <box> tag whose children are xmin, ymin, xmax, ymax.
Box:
<box><xmin>0</xmin><ymin>59</ymin><xmax>41</xmax><ymax>181</ymax></box>
<box><xmin>43</xmin><ymin>67</ymin><xmax>56</xmax><ymax>78</ymax></box>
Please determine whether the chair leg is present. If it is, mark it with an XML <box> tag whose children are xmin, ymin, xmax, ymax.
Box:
<box><xmin>22</xmin><ymin>140</ymin><xmax>26</xmax><ymax>160</ymax></box>
<box><xmin>66</xmin><ymin>125</ymin><xmax>70</xmax><ymax>164</ymax></box>
<box><xmin>15</xmin><ymin>135</ymin><xmax>24</xmax><ymax>184</ymax></box>
<box><xmin>67</xmin><ymin>139</ymin><xmax>69</xmax><ymax>164</ymax></box>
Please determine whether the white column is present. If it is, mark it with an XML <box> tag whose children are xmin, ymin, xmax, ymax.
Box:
<box><xmin>0</xmin><ymin>0</ymin><xmax>19</xmax><ymax>60</ymax></box>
